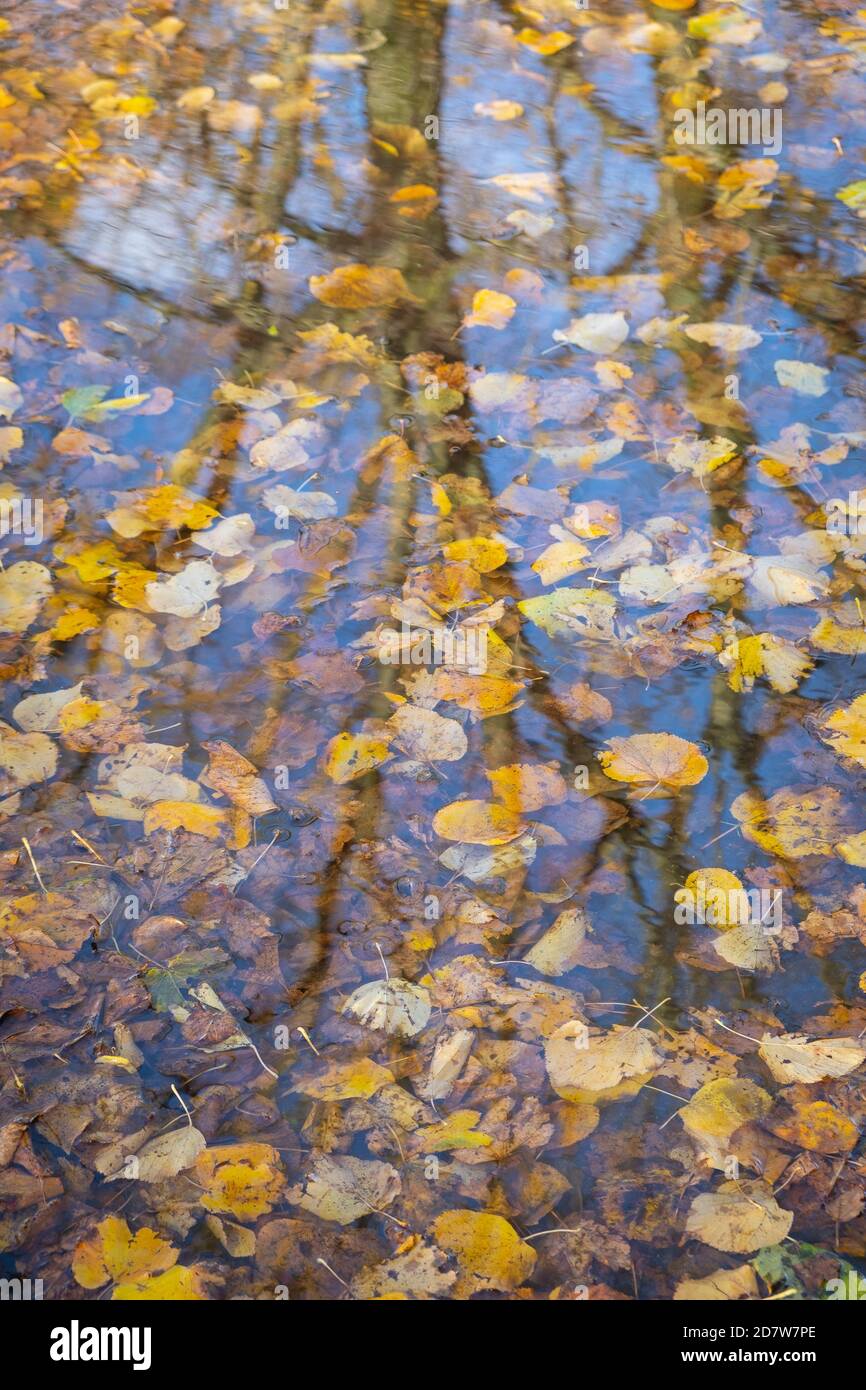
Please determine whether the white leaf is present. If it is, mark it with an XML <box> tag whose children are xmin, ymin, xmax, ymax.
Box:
<box><xmin>553</xmin><ymin>311</ymin><xmax>629</xmax><ymax>355</ymax></box>
<box><xmin>145</xmin><ymin>560</ymin><xmax>223</xmax><ymax>617</ymax></box>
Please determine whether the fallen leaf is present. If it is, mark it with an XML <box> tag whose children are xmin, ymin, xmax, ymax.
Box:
<box><xmin>429</xmin><ymin>1210</ymin><xmax>535</xmax><ymax>1294</ymax></box>
<box><xmin>598</xmin><ymin>733</ymin><xmax>708</xmax><ymax>794</ymax></box>
<box><xmin>545</xmin><ymin>1024</ymin><xmax>662</xmax><ymax>1103</ymax></box>
<box><xmin>342</xmin><ymin>977</ymin><xmax>432</xmax><ymax>1038</ymax></box>
<box><xmin>309</xmin><ymin>264</ymin><xmax>418</xmax><ymax>309</ymax></box>
<box><xmin>686</xmin><ymin>1181</ymin><xmax>792</xmax><ymax>1253</ymax></box>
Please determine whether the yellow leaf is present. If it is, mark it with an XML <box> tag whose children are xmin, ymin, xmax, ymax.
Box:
<box><xmin>113</xmin><ymin>1265</ymin><xmax>207</xmax><ymax>1300</ymax></box>
<box><xmin>686</xmin><ymin>1181</ymin><xmax>792</xmax><ymax>1253</ymax></box>
<box><xmin>49</xmin><ymin>606</ymin><xmax>100</xmax><ymax>641</ymax></box>
<box><xmin>758</xmin><ymin>1034</ymin><xmax>866</xmax><ymax>1085</ymax></box>
<box><xmin>720</xmin><ymin>632</ymin><xmax>812</xmax><ymax>694</ymax></box>
<box><xmin>531</xmin><ymin>537</ymin><xmax>590</xmax><ymax>585</ymax></box>
<box><xmin>518</xmin><ymin>587</ymin><xmax>616</xmax><ymax>639</ymax></box>
<box><xmin>405</xmin><ymin>668</ymin><xmax>524</xmax><ymax>719</ymax></box>
<box><xmin>486</xmin><ymin>761</ymin><xmax>567</xmax><ymax>812</ymax></box>
<box><xmin>0</xmin><ymin>561</ymin><xmax>52</xmax><ymax>633</ymax></box>
<box><xmin>414</xmin><ymin>1110</ymin><xmax>493</xmax><ymax>1152</ymax></box>
<box><xmin>677</xmin><ymin>868</ymin><xmax>747</xmax><ymax>929</ymax></box>
<box><xmin>72</xmin><ymin>1216</ymin><xmax>177</xmax><ymax>1290</ymax></box>
<box><xmin>523</xmin><ymin>906</ymin><xmax>592</xmax><ymax>976</ymax></box>
<box><xmin>516</xmin><ymin>28</ymin><xmax>575</xmax><ymax>54</ymax></box>
<box><xmin>432</xmin><ymin>799</ymin><xmax>526</xmax><ymax>844</ymax></box>
<box><xmin>430</xmin><ymin>1211</ymin><xmax>535</xmax><ymax>1294</ymax></box>
<box><xmin>200</xmin><ymin>739</ymin><xmax>277</xmax><ymax>815</ymax></box>
<box><xmin>115</xmin><ymin>97</ymin><xmax>156</xmax><ymax>117</ymax></box>
<box><xmin>107</xmin><ymin>484</ymin><xmax>218</xmax><ymax>538</ymax></box>
<box><xmin>386</xmin><ymin>704</ymin><xmax>468</xmax><ymax>763</ymax></box>
<box><xmin>143</xmin><ymin>801</ymin><xmax>229</xmax><ymax>839</ymax></box>
<box><xmin>674</xmin><ymin>1265</ymin><xmax>758</xmax><ymax>1301</ymax></box>
<box><xmin>837</xmin><ymin>831</ymin><xmax>866</xmax><ymax>867</ymax></box>
<box><xmin>295</xmin><ymin>1057</ymin><xmax>395</xmax><ymax>1102</ymax></box>
<box><xmin>388</xmin><ymin>184</ymin><xmax>438</xmax><ymax>218</ymax></box>
<box><xmin>94</xmin><ymin>1053</ymin><xmax>137</xmax><ymax>1071</ymax></box>
<box><xmin>309</xmin><ymin>263</ymin><xmax>419</xmax><ymax>309</ymax></box>
<box><xmin>666</xmin><ymin>435</ymin><xmax>738</xmax><ymax>477</ymax></box>
<box><xmin>112</xmin><ymin>568</ymin><xmax>160</xmax><ymax>609</ymax></box>
<box><xmin>430</xmin><ymin>481</ymin><xmax>452</xmax><ymax>516</ymax></box>
<box><xmin>731</xmin><ymin>785</ymin><xmax>851</xmax><ymax>859</ymax></box>
<box><xmin>679</xmin><ymin>1077</ymin><xmax>772</xmax><ymax>1167</ymax></box>
<box><xmin>474</xmin><ymin>99</ymin><xmax>523</xmax><ymax>120</ymax></box>
<box><xmin>683</xmin><ymin>322</ymin><xmax>762</xmax><ymax>352</ymax></box>
<box><xmin>545</xmin><ymin>1024</ymin><xmax>662</xmax><ymax>1103</ymax></box>
<box><xmin>598</xmin><ymin>732</ymin><xmax>708</xmax><ymax>794</ymax></box>
<box><xmin>58</xmin><ymin>696</ymin><xmax>102</xmax><ymax>732</ymax></box>
<box><xmin>818</xmin><ymin>692</ymin><xmax>866</xmax><ymax>766</ymax></box>
<box><xmin>324</xmin><ymin>729</ymin><xmax>393</xmax><ymax>784</ymax></box>
<box><xmin>662</xmin><ymin>154</ymin><xmax>708</xmax><ymax>183</ymax></box>
<box><xmin>462</xmin><ymin>289</ymin><xmax>516</xmax><ymax>331</ymax></box>
<box><xmin>177</xmin><ymin>85</ymin><xmax>215</xmax><ymax>111</ymax></box>
<box><xmin>771</xmin><ymin>1100</ymin><xmax>858</xmax><ymax>1154</ymax></box>
<box><xmin>810</xmin><ymin>616</ymin><xmax>866</xmax><ymax>657</ymax></box>
<box><xmin>444</xmin><ymin>536</ymin><xmax>508</xmax><ymax>573</ymax></box>
<box><xmin>194</xmin><ymin>1143</ymin><xmax>284</xmax><ymax>1220</ymax></box>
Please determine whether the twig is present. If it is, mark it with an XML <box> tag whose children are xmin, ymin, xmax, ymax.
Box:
<box><xmin>22</xmin><ymin>837</ymin><xmax>47</xmax><ymax>894</ymax></box>
<box><xmin>170</xmin><ymin>1083</ymin><xmax>194</xmax><ymax>1128</ymax></box>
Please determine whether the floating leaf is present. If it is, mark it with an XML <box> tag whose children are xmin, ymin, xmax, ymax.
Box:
<box><xmin>758</xmin><ymin>1034</ymin><xmax>866</xmax><ymax>1085</ymax></box>
<box><xmin>598</xmin><ymin>733</ymin><xmax>708</xmax><ymax>794</ymax></box>
<box><xmin>516</xmin><ymin>28</ymin><xmax>575</xmax><ymax>55</ymax></box>
<box><xmin>680</xmin><ymin>1078</ymin><xmax>772</xmax><ymax>1167</ymax></box>
<box><xmin>0</xmin><ymin>561</ymin><xmax>52</xmax><ymax>633</ymax></box>
<box><xmin>545</xmin><ymin>1024</ymin><xmax>662</xmax><ymax>1103</ymax></box>
<box><xmin>194</xmin><ymin>1144</ymin><xmax>284</xmax><ymax>1220</ymax></box>
<box><xmin>731</xmin><ymin>785</ymin><xmax>852</xmax><ymax>859</ymax></box>
<box><xmin>323</xmin><ymin>729</ymin><xmax>393</xmax><ymax>783</ymax></box>
<box><xmin>771</xmin><ymin>1101</ymin><xmax>858</xmax><ymax>1154</ymax></box>
<box><xmin>73</xmin><ymin>1216</ymin><xmax>177</xmax><ymax>1291</ymax></box>
<box><xmin>673</xmin><ymin>1265</ymin><xmax>758</xmax><ymax>1300</ymax></box>
<box><xmin>432</xmin><ymin>799</ymin><xmax>526</xmax><ymax>844</ymax></box>
<box><xmin>342</xmin><ymin>977</ymin><xmax>431</xmax><ymax>1038</ymax></box>
<box><xmin>523</xmin><ymin>906</ymin><xmax>592</xmax><ymax>976</ymax></box>
<box><xmin>553</xmin><ymin>311</ymin><xmax>629</xmax><ymax>354</ymax></box>
<box><xmin>429</xmin><ymin>1211</ymin><xmax>535</xmax><ymax>1294</ymax></box>
<box><xmin>686</xmin><ymin>1181</ymin><xmax>793</xmax><ymax>1253</ymax></box>
<box><xmin>462</xmin><ymin>289</ymin><xmax>516</xmax><ymax>331</ymax></box>
<box><xmin>774</xmin><ymin>360</ymin><xmax>830</xmax><ymax>397</ymax></box>
<box><xmin>818</xmin><ymin>693</ymin><xmax>866</xmax><ymax>768</ymax></box>
<box><xmin>309</xmin><ymin>263</ymin><xmax>418</xmax><ymax>309</ymax></box>
<box><xmin>288</xmin><ymin>1155</ymin><xmax>400</xmax><ymax>1225</ymax></box>
<box><xmin>683</xmin><ymin>322</ymin><xmax>762</xmax><ymax>351</ymax></box>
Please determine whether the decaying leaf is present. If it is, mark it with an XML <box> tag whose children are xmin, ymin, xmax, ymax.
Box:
<box><xmin>545</xmin><ymin>1024</ymin><xmax>662</xmax><ymax>1103</ymax></box>
<box><xmin>758</xmin><ymin>1034</ymin><xmax>866</xmax><ymax>1085</ymax></box>
<box><xmin>429</xmin><ymin>1210</ymin><xmax>535</xmax><ymax>1295</ymax></box>
<box><xmin>342</xmin><ymin>976</ymin><xmax>432</xmax><ymax>1038</ymax></box>
<box><xmin>686</xmin><ymin>1181</ymin><xmax>793</xmax><ymax>1253</ymax></box>
<box><xmin>288</xmin><ymin>1154</ymin><xmax>401</xmax><ymax>1224</ymax></box>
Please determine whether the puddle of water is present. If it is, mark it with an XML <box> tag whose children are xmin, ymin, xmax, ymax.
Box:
<box><xmin>1</xmin><ymin>0</ymin><xmax>866</xmax><ymax>1302</ymax></box>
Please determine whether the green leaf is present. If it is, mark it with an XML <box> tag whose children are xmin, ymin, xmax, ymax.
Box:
<box><xmin>836</xmin><ymin>180</ymin><xmax>866</xmax><ymax>211</ymax></box>
<box><xmin>62</xmin><ymin>385</ymin><xmax>110</xmax><ymax>419</ymax></box>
